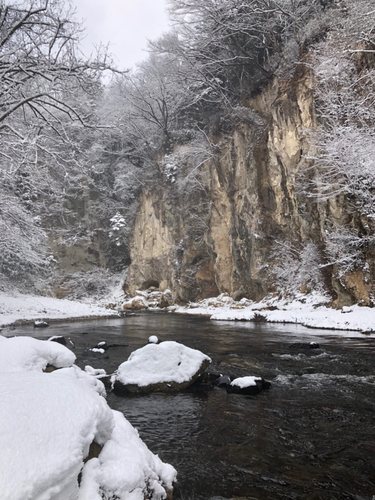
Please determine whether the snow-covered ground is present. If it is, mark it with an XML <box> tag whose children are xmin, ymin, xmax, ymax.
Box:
<box><xmin>170</xmin><ymin>292</ymin><xmax>375</xmax><ymax>335</ymax></box>
<box><xmin>0</xmin><ymin>335</ymin><xmax>176</xmax><ymax>500</ymax></box>
<box><xmin>0</xmin><ymin>293</ymin><xmax>119</xmax><ymax>327</ymax></box>
<box><xmin>2</xmin><ymin>288</ymin><xmax>375</xmax><ymax>335</ymax></box>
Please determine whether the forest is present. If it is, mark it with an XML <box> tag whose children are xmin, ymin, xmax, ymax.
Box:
<box><xmin>1</xmin><ymin>0</ymin><xmax>375</xmax><ymax>308</ymax></box>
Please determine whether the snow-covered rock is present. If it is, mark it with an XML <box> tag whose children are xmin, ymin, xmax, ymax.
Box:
<box><xmin>122</xmin><ymin>295</ymin><xmax>149</xmax><ymax>310</ymax></box>
<box><xmin>85</xmin><ymin>365</ymin><xmax>107</xmax><ymax>378</ymax></box>
<box><xmin>0</xmin><ymin>336</ymin><xmax>177</xmax><ymax>500</ymax></box>
<box><xmin>112</xmin><ymin>341</ymin><xmax>211</xmax><ymax>394</ymax></box>
<box><xmin>0</xmin><ymin>335</ymin><xmax>76</xmax><ymax>372</ymax></box>
<box><xmin>0</xmin><ymin>368</ymin><xmax>113</xmax><ymax>500</ymax></box>
<box><xmin>228</xmin><ymin>376</ymin><xmax>271</xmax><ymax>395</ymax></box>
<box><xmin>34</xmin><ymin>320</ymin><xmax>49</xmax><ymax>327</ymax></box>
<box><xmin>79</xmin><ymin>410</ymin><xmax>176</xmax><ymax>500</ymax></box>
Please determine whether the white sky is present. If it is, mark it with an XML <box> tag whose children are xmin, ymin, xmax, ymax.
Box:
<box><xmin>72</xmin><ymin>0</ymin><xmax>170</xmax><ymax>71</ymax></box>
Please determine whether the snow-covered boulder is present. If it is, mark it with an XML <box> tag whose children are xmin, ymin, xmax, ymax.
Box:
<box><xmin>123</xmin><ymin>295</ymin><xmax>149</xmax><ymax>311</ymax></box>
<box><xmin>112</xmin><ymin>341</ymin><xmax>211</xmax><ymax>394</ymax></box>
<box><xmin>227</xmin><ymin>376</ymin><xmax>271</xmax><ymax>395</ymax></box>
<box><xmin>34</xmin><ymin>320</ymin><xmax>49</xmax><ymax>328</ymax></box>
<box><xmin>0</xmin><ymin>335</ymin><xmax>76</xmax><ymax>372</ymax></box>
<box><xmin>79</xmin><ymin>410</ymin><xmax>176</xmax><ymax>500</ymax></box>
<box><xmin>0</xmin><ymin>336</ymin><xmax>177</xmax><ymax>500</ymax></box>
<box><xmin>0</xmin><ymin>368</ymin><xmax>113</xmax><ymax>500</ymax></box>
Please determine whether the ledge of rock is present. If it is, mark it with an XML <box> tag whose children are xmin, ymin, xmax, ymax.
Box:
<box><xmin>112</xmin><ymin>341</ymin><xmax>211</xmax><ymax>394</ymax></box>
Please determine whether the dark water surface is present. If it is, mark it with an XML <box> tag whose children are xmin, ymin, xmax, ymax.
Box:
<box><xmin>8</xmin><ymin>313</ymin><xmax>375</xmax><ymax>500</ymax></box>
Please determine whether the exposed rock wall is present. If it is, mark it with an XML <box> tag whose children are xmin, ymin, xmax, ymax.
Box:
<box><xmin>124</xmin><ymin>70</ymin><xmax>370</xmax><ymax>306</ymax></box>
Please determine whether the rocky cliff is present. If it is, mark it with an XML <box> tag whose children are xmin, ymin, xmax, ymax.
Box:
<box><xmin>124</xmin><ymin>67</ymin><xmax>373</xmax><ymax>307</ymax></box>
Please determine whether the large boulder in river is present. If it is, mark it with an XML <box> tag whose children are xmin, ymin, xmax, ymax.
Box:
<box><xmin>112</xmin><ymin>341</ymin><xmax>211</xmax><ymax>394</ymax></box>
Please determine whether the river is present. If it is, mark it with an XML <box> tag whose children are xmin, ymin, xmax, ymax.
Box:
<box><xmin>8</xmin><ymin>312</ymin><xmax>375</xmax><ymax>500</ymax></box>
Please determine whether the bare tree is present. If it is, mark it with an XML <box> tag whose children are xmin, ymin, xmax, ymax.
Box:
<box><xmin>0</xmin><ymin>0</ymin><xmax>119</xmax><ymax>290</ymax></box>
<box><xmin>0</xmin><ymin>0</ymin><xmax>113</xmax><ymax>131</ymax></box>
<box><xmin>153</xmin><ymin>0</ymin><xmax>328</xmax><ymax>102</ymax></box>
<box><xmin>271</xmin><ymin>240</ymin><xmax>325</xmax><ymax>296</ymax></box>
<box><xmin>296</xmin><ymin>0</ymin><xmax>375</xmax><ymax>276</ymax></box>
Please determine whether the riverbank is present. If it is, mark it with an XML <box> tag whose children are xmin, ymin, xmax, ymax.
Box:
<box><xmin>2</xmin><ymin>290</ymin><xmax>375</xmax><ymax>335</ymax></box>
<box><xmin>171</xmin><ymin>292</ymin><xmax>375</xmax><ymax>334</ymax></box>
<box><xmin>0</xmin><ymin>293</ymin><xmax>119</xmax><ymax>327</ymax></box>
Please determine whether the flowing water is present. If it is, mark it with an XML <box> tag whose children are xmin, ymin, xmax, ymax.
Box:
<box><xmin>7</xmin><ymin>312</ymin><xmax>375</xmax><ymax>500</ymax></box>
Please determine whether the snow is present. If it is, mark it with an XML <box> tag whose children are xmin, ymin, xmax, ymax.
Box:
<box><xmin>170</xmin><ymin>292</ymin><xmax>375</xmax><ymax>335</ymax></box>
<box><xmin>148</xmin><ymin>335</ymin><xmax>159</xmax><ymax>344</ymax></box>
<box><xmin>113</xmin><ymin>341</ymin><xmax>211</xmax><ymax>387</ymax></box>
<box><xmin>79</xmin><ymin>411</ymin><xmax>176</xmax><ymax>500</ymax></box>
<box><xmin>0</xmin><ymin>292</ymin><xmax>118</xmax><ymax>327</ymax></box>
<box><xmin>0</xmin><ymin>367</ymin><xmax>113</xmax><ymax>500</ymax></box>
<box><xmin>0</xmin><ymin>336</ymin><xmax>177</xmax><ymax>500</ymax></box>
<box><xmin>4</xmin><ymin>288</ymin><xmax>374</xmax><ymax>336</ymax></box>
<box><xmin>230</xmin><ymin>376</ymin><xmax>262</xmax><ymax>389</ymax></box>
<box><xmin>85</xmin><ymin>365</ymin><xmax>107</xmax><ymax>378</ymax></box>
<box><xmin>0</xmin><ymin>335</ymin><xmax>76</xmax><ymax>372</ymax></box>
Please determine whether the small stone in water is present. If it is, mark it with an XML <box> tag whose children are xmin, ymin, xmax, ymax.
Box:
<box><xmin>34</xmin><ymin>320</ymin><xmax>49</xmax><ymax>328</ymax></box>
<box><xmin>148</xmin><ymin>335</ymin><xmax>159</xmax><ymax>344</ymax></box>
<box><xmin>48</xmin><ymin>336</ymin><xmax>67</xmax><ymax>346</ymax></box>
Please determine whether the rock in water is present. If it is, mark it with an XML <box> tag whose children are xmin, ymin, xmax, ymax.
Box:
<box><xmin>213</xmin><ymin>375</ymin><xmax>232</xmax><ymax>388</ymax></box>
<box><xmin>48</xmin><ymin>336</ymin><xmax>67</xmax><ymax>346</ymax></box>
<box><xmin>227</xmin><ymin>376</ymin><xmax>271</xmax><ymax>395</ymax></box>
<box><xmin>112</xmin><ymin>341</ymin><xmax>211</xmax><ymax>394</ymax></box>
<box><xmin>288</xmin><ymin>342</ymin><xmax>320</xmax><ymax>350</ymax></box>
<box><xmin>34</xmin><ymin>320</ymin><xmax>49</xmax><ymax>328</ymax></box>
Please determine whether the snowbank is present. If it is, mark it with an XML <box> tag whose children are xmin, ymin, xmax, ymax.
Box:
<box><xmin>171</xmin><ymin>292</ymin><xmax>375</xmax><ymax>334</ymax></box>
<box><xmin>0</xmin><ymin>369</ymin><xmax>113</xmax><ymax>500</ymax></box>
<box><xmin>113</xmin><ymin>341</ymin><xmax>211</xmax><ymax>392</ymax></box>
<box><xmin>0</xmin><ymin>335</ymin><xmax>76</xmax><ymax>372</ymax></box>
<box><xmin>79</xmin><ymin>410</ymin><xmax>176</xmax><ymax>500</ymax></box>
<box><xmin>0</xmin><ymin>336</ymin><xmax>177</xmax><ymax>500</ymax></box>
<box><xmin>0</xmin><ymin>293</ymin><xmax>118</xmax><ymax>327</ymax></box>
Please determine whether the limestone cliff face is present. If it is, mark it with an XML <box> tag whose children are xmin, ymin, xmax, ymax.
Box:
<box><xmin>124</xmin><ymin>71</ymin><xmax>369</xmax><ymax>306</ymax></box>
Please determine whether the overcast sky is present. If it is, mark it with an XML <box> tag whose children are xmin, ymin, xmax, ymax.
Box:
<box><xmin>72</xmin><ymin>0</ymin><xmax>170</xmax><ymax>71</ymax></box>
